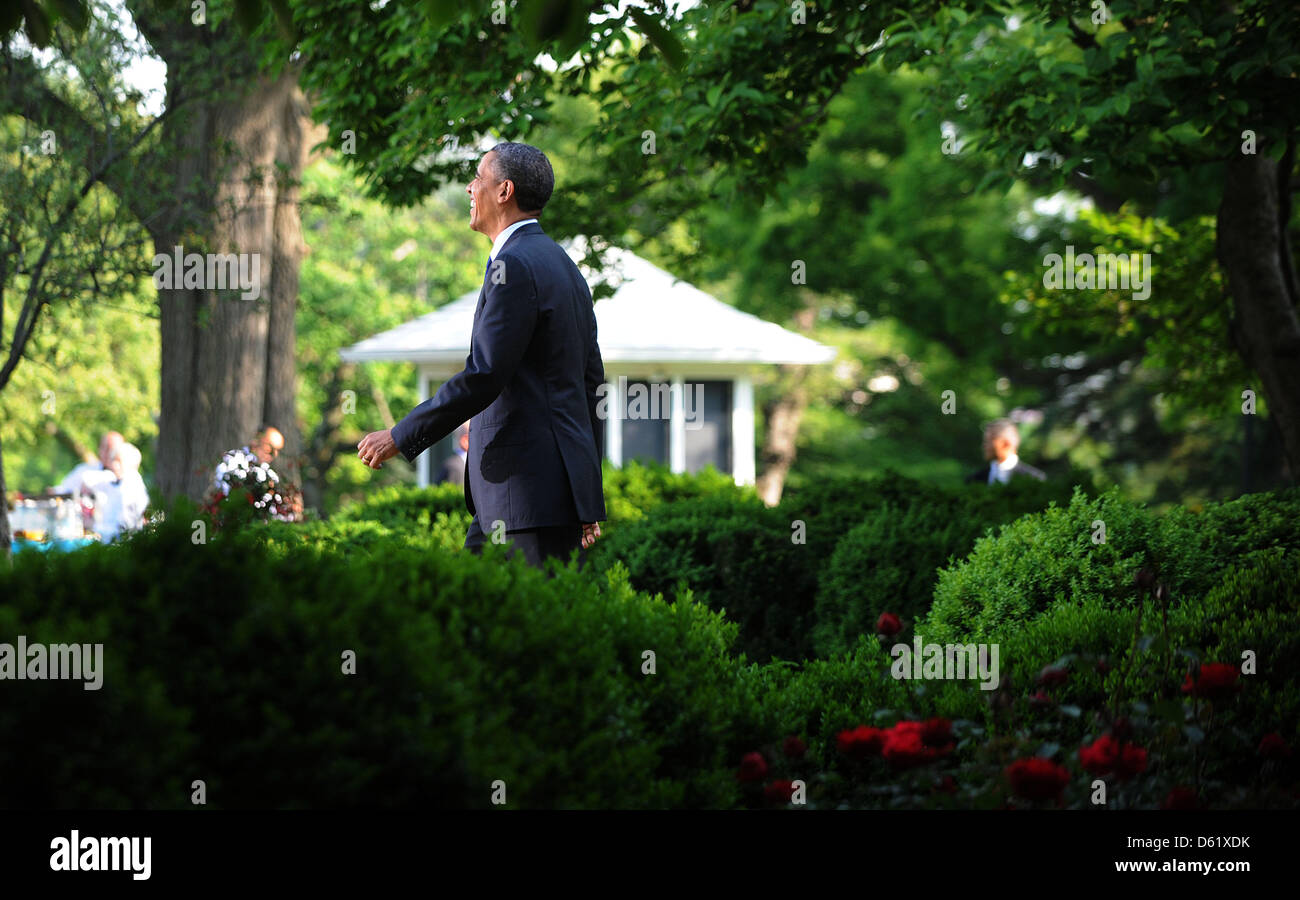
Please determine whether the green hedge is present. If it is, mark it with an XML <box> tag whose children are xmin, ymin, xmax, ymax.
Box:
<box><xmin>923</xmin><ymin>486</ymin><xmax>1300</xmax><ymax>643</ymax></box>
<box><xmin>0</xmin><ymin>504</ymin><xmax>770</xmax><ymax>809</ymax></box>
<box><xmin>588</xmin><ymin>493</ymin><xmax>817</xmax><ymax>662</ymax></box>
<box><xmin>1170</xmin><ymin>547</ymin><xmax>1300</xmax><ymax>733</ymax></box>
<box><xmin>810</xmin><ymin>478</ymin><xmax>1071</xmax><ymax>658</ymax></box>
<box><xmin>331</xmin><ymin>481</ymin><xmax>470</xmax><ymax>531</ymax></box>
<box><xmin>331</xmin><ymin>460</ymin><xmax>741</xmax><ymax>541</ymax></box>
<box><xmin>600</xmin><ymin>460</ymin><xmax>743</xmax><ymax>530</ymax></box>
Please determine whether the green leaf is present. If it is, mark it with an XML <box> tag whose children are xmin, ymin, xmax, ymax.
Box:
<box><xmin>1153</xmin><ymin>698</ymin><xmax>1185</xmax><ymax>723</ymax></box>
<box><xmin>628</xmin><ymin>8</ymin><xmax>685</xmax><ymax>71</ymax></box>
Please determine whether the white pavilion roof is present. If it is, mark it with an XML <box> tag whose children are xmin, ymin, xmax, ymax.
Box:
<box><xmin>339</xmin><ymin>243</ymin><xmax>836</xmax><ymax>367</ymax></box>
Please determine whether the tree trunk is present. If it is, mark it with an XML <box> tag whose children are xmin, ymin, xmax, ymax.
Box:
<box><xmin>1217</xmin><ymin>152</ymin><xmax>1300</xmax><ymax>482</ymax></box>
<box><xmin>755</xmin><ymin>366</ymin><xmax>810</xmax><ymax>506</ymax></box>
<box><xmin>754</xmin><ymin>302</ymin><xmax>819</xmax><ymax>506</ymax></box>
<box><xmin>152</xmin><ymin>64</ymin><xmax>314</xmax><ymax>502</ymax></box>
<box><xmin>1</xmin><ymin>432</ymin><xmax>10</xmax><ymax>561</ymax></box>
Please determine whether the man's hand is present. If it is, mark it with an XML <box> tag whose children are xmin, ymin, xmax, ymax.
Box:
<box><xmin>357</xmin><ymin>429</ymin><xmax>400</xmax><ymax>469</ymax></box>
<box><xmin>581</xmin><ymin>521</ymin><xmax>601</xmax><ymax>549</ymax></box>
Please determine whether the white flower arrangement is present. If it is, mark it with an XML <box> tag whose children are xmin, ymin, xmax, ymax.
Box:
<box><xmin>209</xmin><ymin>446</ymin><xmax>301</xmax><ymax>523</ymax></box>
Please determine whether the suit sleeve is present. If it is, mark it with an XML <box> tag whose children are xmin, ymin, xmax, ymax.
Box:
<box><xmin>391</xmin><ymin>255</ymin><xmax>538</xmax><ymax>462</ymax></box>
<box><xmin>584</xmin><ymin>294</ymin><xmax>605</xmax><ymax>464</ymax></box>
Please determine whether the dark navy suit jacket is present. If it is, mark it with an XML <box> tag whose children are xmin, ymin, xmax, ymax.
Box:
<box><xmin>391</xmin><ymin>222</ymin><xmax>606</xmax><ymax>530</ymax></box>
<box><xmin>963</xmin><ymin>461</ymin><xmax>1047</xmax><ymax>484</ymax></box>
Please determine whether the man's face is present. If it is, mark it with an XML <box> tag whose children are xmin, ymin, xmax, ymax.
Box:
<box><xmin>254</xmin><ymin>431</ymin><xmax>284</xmax><ymax>463</ymax></box>
<box><xmin>98</xmin><ymin>434</ymin><xmax>121</xmax><ymax>467</ymax></box>
<box><xmin>468</xmin><ymin>152</ymin><xmax>502</xmax><ymax>236</ymax></box>
<box><xmin>992</xmin><ymin>434</ymin><xmax>1017</xmax><ymax>463</ymax></box>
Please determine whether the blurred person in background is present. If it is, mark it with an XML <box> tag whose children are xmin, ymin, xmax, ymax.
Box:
<box><xmin>51</xmin><ymin>430</ymin><xmax>123</xmax><ymax>496</ymax></box>
<box><xmin>964</xmin><ymin>419</ymin><xmax>1047</xmax><ymax>486</ymax></box>
<box><xmin>99</xmin><ymin>441</ymin><xmax>149</xmax><ymax>542</ymax></box>
<box><xmin>439</xmin><ymin>422</ymin><xmax>470</xmax><ymax>487</ymax></box>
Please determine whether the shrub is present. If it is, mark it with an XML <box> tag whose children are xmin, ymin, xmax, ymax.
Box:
<box><xmin>813</xmin><ymin>497</ymin><xmax>984</xmax><ymax>656</ymax></box>
<box><xmin>924</xmin><ymin>486</ymin><xmax>1300</xmax><ymax>644</ymax></box>
<box><xmin>330</xmin><ymin>482</ymin><xmax>468</xmax><ymax>530</ymax></box>
<box><xmin>793</xmin><ymin>474</ymin><xmax>1073</xmax><ymax>657</ymax></box>
<box><xmin>588</xmin><ymin>493</ymin><xmax>817</xmax><ymax>662</ymax></box>
<box><xmin>1190</xmin><ymin>487</ymin><xmax>1300</xmax><ymax>565</ymax></box>
<box><xmin>329</xmin><ymin>460</ymin><xmax>741</xmax><ymax>541</ymax></box>
<box><xmin>1171</xmin><ymin>548</ymin><xmax>1300</xmax><ymax>734</ymax></box>
<box><xmin>599</xmin><ymin>460</ymin><xmax>743</xmax><ymax>533</ymax></box>
<box><xmin>0</xmin><ymin>502</ymin><xmax>765</xmax><ymax>809</ymax></box>
<box><xmin>925</xmin><ymin>487</ymin><xmax>1184</xmax><ymax>642</ymax></box>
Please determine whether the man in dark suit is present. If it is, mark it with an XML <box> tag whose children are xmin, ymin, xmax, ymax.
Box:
<box><xmin>964</xmin><ymin>418</ymin><xmax>1047</xmax><ymax>485</ymax></box>
<box><xmin>438</xmin><ymin>423</ymin><xmax>469</xmax><ymax>488</ymax></box>
<box><xmin>357</xmin><ymin>142</ymin><xmax>606</xmax><ymax>568</ymax></box>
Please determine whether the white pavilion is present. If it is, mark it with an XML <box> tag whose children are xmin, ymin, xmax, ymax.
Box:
<box><xmin>339</xmin><ymin>244</ymin><xmax>836</xmax><ymax>487</ymax></box>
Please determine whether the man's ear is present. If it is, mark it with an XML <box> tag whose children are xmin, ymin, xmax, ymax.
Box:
<box><xmin>497</xmin><ymin>178</ymin><xmax>513</xmax><ymax>205</ymax></box>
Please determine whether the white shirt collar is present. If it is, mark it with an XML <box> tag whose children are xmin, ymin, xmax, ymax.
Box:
<box><xmin>990</xmin><ymin>452</ymin><xmax>1020</xmax><ymax>484</ymax></box>
<box><xmin>489</xmin><ymin>218</ymin><xmax>538</xmax><ymax>261</ymax></box>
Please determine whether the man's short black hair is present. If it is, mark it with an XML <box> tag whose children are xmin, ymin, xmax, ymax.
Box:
<box><xmin>488</xmin><ymin>142</ymin><xmax>554</xmax><ymax>213</ymax></box>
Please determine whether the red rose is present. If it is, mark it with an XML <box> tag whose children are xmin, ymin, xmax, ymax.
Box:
<box><xmin>1006</xmin><ymin>757</ymin><xmax>1070</xmax><ymax>802</ymax></box>
<box><xmin>737</xmin><ymin>751</ymin><xmax>768</xmax><ymax>783</ymax></box>
<box><xmin>764</xmin><ymin>780</ymin><xmax>796</xmax><ymax>804</ymax></box>
<box><xmin>920</xmin><ymin>717</ymin><xmax>954</xmax><ymax>748</ymax></box>
<box><xmin>837</xmin><ymin>725</ymin><xmax>886</xmax><ymax>760</ymax></box>
<box><xmin>1038</xmin><ymin>666</ymin><xmax>1069</xmax><ymax>687</ymax></box>
<box><xmin>783</xmin><ymin>735</ymin><xmax>807</xmax><ymax>759</ymax></box>
<box><xmin>1078</xmin><ymin>734</ymin><xmax>1121</xmax><ymax>776</ymax></box>
<box><xmin>1028</xmin><ymin>690</ymin><xmax>1055</xmax><ymax>710</ymax></box>
<box><xmin>876</xmin><ymin>612</ymin><xmax>902</xmax><ymax>637</ymax></box>
<box><xmin>1115</xmin><ymin>744</ymin><xmax>1148</xmax><ymax>780</ymax></box>
<box><xmin>1161</xmin><ymin>787</ymin><xmax>1199</xmax><ymax>810</ymax></box>
<box><xmin>882</xmin><ymin>724</ymin><xmax>940</xmax><ymax>769</ymax></box>
<box><xmin>1079</xmin><ymin>734</ymin><xmax>1146</xmax><ymax>779</ymax></box>
<box><xmin>1258</xmin><ymin>732</ymin><xmax>1292</xmax><ymax>760</ymax></box>
<box><xmin>1181</xmin><ymin>663</ymin><xmax>1241</xmax><ymax>700</ymax></box>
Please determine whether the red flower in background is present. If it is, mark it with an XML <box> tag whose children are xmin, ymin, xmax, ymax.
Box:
<box><xmin>1258</xmin><ymin>733</ymin><xmax>1292</xmax><ymax>760</ymax></box>
<box><xmin>1006</xmin><ymin>757</ymin><xmax>1070</xmax><ymax>802</ymax></box>
<box><xmin>1079</xmin><ymin>734</ymin><xmax>1147</xmax><ymax>779</ymax></box>
<box><xmin>1181</xmin><ymin>663</ymin><xmax>1241</xmax><ymax>700</ymax></box>
<box><xmin>782</xmin><ymin>736</ymin><xmax>807</xmax><ymax>759</ymax></box>
<box><xmin>764</xmin><ymin>780</ymin><xmax>796</xmax><ymax>804</ymax></box>
<box><xmin>837</xmin><ymin>725</ymin><xmax>886</xmax><ymax>760</ymax></box>
<box><xmin>737</xmin><ymin>752</ymin><xmax>768</xmax><ymax>783</ymax></box>
<box><xmin>1115</xmin><ymin>744</ymin><xmax>1148</xmax><ymax>780</ymax></box>
<box><xmin>1161</xmin><ymin>787</ymin><xmax>1199</xmax><ymax>810</ymax></box>
<box><xmin>876</xmin><ymin>612</ymin><xmax>902</xmax><ymax>637</ymax></box>
<box><xmin>1038</xmin><ymin>666</ymin><xmax>1069</xmax><ymax>687</ymax></box>
<box><xmin>1078</xmin><ymin>734</ymin><xmax>1121</xmax><ymax>776</ymax></box>
<box><xmin>882</xmin><ymin>724</ymin><xmax>937</xmax><ymax>769</ymax></box>
<box><xmin>880</xmin><ymin>721</ymin><xmax>952</xmax><ymax>769</ymax></box>
<box><xmin>1028</xmin><ymin>690</ymin><xmax>1055</xmax><ymax>710</ymax></box>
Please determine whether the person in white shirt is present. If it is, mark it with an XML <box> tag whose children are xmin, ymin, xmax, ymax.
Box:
<box><xmin>98</xmin><ymin>442</ymin><xmax>150</xmax><ymax>542</ymax></box>
<box><xmin>52</xmin><ymin>431</ymin><xmax>123</xmax><ymax>496</ymax></box>
<box><xmin>964</xmin><ymin>419</ymin><xmax>1047</xmax><ymax>485</ymax></box>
